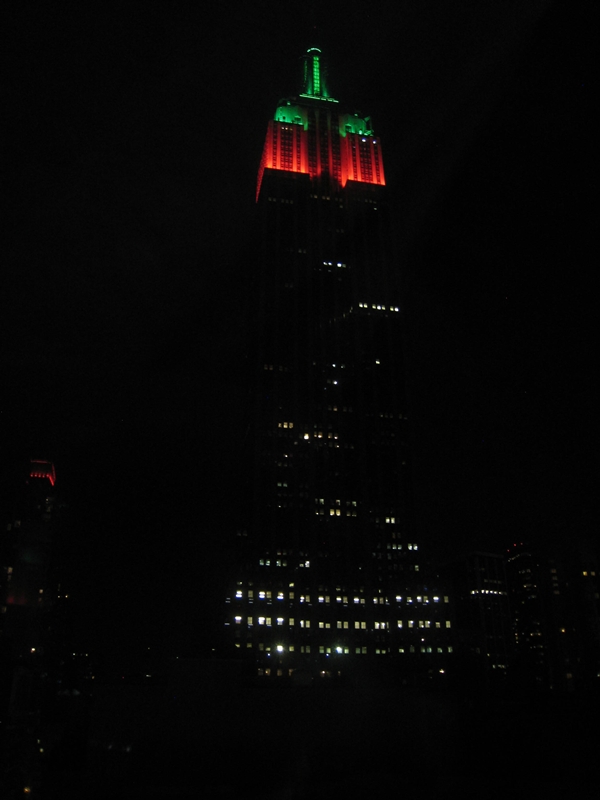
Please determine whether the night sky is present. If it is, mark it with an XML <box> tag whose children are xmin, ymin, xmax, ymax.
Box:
<box><xmin>2</xmin><ymin>3</ymin><xmax>594</xmax><ymax>665</ymax></box>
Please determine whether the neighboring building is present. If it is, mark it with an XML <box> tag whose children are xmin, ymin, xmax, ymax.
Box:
<box><xmin>1</xmin><ymin>459</ymin><xmax>62</xmax><ymax>721</ymax></box>
<box><xmin>505</xmin><ymin>542</ymin><xmax>547</xmax><ymax>688</ymax></box>
<box><xmin>506</xmin><ymin>540</ymin><xmax>600</xmax><ymax>692</ymax></box>
<box><xmin>439</xmin><ymin>551</ymin><xmax>512</xmax><ymax>682</ymax></box>
<box><xmin>225</xmin><ymin>46</ymin><xmax>453</xmax><ymax>678</ymax></box>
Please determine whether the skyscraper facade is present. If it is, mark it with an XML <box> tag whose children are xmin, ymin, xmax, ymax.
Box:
<box><xmin>226</xmin><ymin>47</ymin><xmax>452</xmax><ymax>675</ymax></box>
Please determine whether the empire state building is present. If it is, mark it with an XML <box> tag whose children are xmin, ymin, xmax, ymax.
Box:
<box><xmin>226</xmin><ymin>47</ymin><xmax>452</xmax><ymax>674</ymax></box>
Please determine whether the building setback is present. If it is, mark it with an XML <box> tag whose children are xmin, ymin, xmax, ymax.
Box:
<box><xmin>225</xmin><ymin>47</ymin><xmax>452</xmax><ymax>677</ymax></box>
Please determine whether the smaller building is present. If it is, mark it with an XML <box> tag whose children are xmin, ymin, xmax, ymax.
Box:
<box><xmin>439</xmin><ymin>551</ymin><xmax>512</xmax><ymax>684</ymax></box>
<box><xmin>506</xmin><ymin>540</ymin><xmax>600</xmax><ymax>692</ymax></box>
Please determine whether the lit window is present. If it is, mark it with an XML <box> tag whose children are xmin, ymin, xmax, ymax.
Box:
<box><xmin>277</xmin><ymin>618</ymin><xmax>284</xmax><ymax>626</ymax></box>
<box><xmin>446</xmin><ymin>620</ymin><xmax>451</xmax><ymax>628</ymax></box>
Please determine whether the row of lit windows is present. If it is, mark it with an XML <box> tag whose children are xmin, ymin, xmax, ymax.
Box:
<box><xmin>317</xmin><ymin>509</ymin><xmax>358</xmax><ymax>517</ymax></box>
<box><xmin>234</xmin><ymin>590</ymin><xmax>448</xmax><ymax>605</ymax></box>
<box><xmin>233</xmin><ymin>617</ymin><xmax>450</xmax><ymax>629</ymax></box>
<box><xmin>357</xmin><ymin>303</ymin><xmax>400</xmax><ymax>312</ymax></box>
<box><xmin>303</xmin><ymin>431</ymin><xmax>339</xmax><ymax>440</ymax></box>
<box><xmin>316</xmin><ymin>498</ymin><xmax>358</xmax><ymax>507</ymax></box>
<box><xmin>244</xmin><ymin>644</ymin><xmax>454</xmax><ymax>656</ymax></box>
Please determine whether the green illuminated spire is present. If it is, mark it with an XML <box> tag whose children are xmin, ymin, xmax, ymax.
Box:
<box><xmin>300</xmin><ymin>47</ymin><xmax>337</xmax><ymax>102</ymax></box>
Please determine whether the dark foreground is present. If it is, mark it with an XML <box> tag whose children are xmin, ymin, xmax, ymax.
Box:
<box><xmin>26</xmin><ymin>664</ymin><xmax>600</xmax><ymax>799</ymax></box>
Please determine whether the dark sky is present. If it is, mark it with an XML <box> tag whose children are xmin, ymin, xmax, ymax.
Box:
<box><xmin>1</xmin><ymin>2</ymin><xmax>594</xmax><ymax>662</ymax></box>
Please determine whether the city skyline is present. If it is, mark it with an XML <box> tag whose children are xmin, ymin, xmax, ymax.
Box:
<box><xmin>2</xmin><ymin>3</ymin><xmax>594</xmax><ymax>664</ymax></box>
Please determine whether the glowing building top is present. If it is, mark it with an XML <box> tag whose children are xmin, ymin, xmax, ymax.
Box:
<box><xmin>257</xmin><ymin>46</ymin><xmax>385</xmax><ymax>199</ymax></box>
<box><xmin>29</xmin><ymin>459</ymin><xmax>56</xmax><ymax>486</ymax></box>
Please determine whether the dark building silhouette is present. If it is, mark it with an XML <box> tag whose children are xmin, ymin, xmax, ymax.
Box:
<box><xmin>1</xmin><ymin>461</ymin><xmax>59</xmax><ymax>650</ymax></box>
<box><xmin>438</xmin><ymin>551</ymin><xmax>511</xmax><ymax>685</ymax></box>
<box><xmin>225</xmin><ymin>47</ymin><xmax>453</xmax><ymax>677</ymax></box>
<box><xmin>506</xmin><ymin>540</ymin><xmax>600</xmax><ymax>692</ymax></box>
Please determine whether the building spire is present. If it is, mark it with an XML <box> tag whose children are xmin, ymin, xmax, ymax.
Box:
<box><xmin>300</xmin><ymin>46</ymin><xmax>331</xmax><ymax>100</ymax></box>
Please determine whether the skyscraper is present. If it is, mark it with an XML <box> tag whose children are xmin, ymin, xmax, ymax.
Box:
<box><xmin>226</xmin><ymin>47</ymin><xmax>452</xmax><ymax>675</ymax></box>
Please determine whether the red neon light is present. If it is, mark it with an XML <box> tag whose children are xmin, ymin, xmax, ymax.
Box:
<box><xmin>29</xmin><ymin>460</ymin><xmax>56</xmax><ymax>486</ymax></box>
<box><xmin>257</xmin><ymin>120</ymin><xmax>385</xmax><ymax>200</ymax></box>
